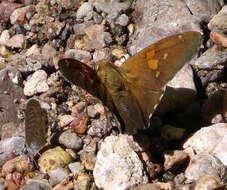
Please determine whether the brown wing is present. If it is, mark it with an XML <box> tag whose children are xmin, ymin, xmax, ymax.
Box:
<box><xmin>121</xmin><ymin>31</ymin><xmax>202</xmax><ymax>126</ymax></box>
<box><xmin>25</xmin><ymin>99</ymin><xmax>48</xmax><ymax>156</ymax></box>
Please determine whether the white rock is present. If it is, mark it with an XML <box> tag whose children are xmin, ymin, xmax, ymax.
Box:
<box><xmin>94</xmin><ymin>135</ymin><xmax>148</xmax><ymax>190</ymax></box>
<box><xmin>24</xmin><ymin>70</ymin><xmax>49</xmax><ymax>96</ymax></box>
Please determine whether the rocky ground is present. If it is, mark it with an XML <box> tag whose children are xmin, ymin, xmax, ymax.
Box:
<box><xmin>0</xmin><ymin>0</ymin><xmax>227</xmax><ymax>190</ymax></box>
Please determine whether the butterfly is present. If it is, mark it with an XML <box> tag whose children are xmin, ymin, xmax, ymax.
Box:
<box><xmin>25</xmin><ymin>99</ymin><xmax>48</xmax><ymax>158</ymax></box>
<box><xmin>58</xmin><ymin>31</ymin><xmax>202</xmax><ymax>135</ymax></box>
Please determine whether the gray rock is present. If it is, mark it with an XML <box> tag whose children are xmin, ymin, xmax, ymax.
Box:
<box><xmin>93</xmin><ymin>12</ymin><xmax>103</xmax><ymax>24</ymax></box>
<box><xmin>76</xmin><ymin>2</ymin><xmax>93</xmax><ymax>21</ymax></box>
<box><xmin>73</xmin><ymin>21</ymin><xmax>94</xmax><ymax>36</ymax></box>
<box><xmin>0</xmin><ymin>137</ymin><xmax>25</xmax><ymax>168</ymax></box>
<box><xmin>87</xmin><ymin>119</ymin><xmax>107</xmax><ymax>137</ymax></box>
<box><xmin>127</xmin><ymin>0</ymin><xmax>200</xmax><ymax>55</ymax></box>
<box><xmin>194</xmin><ymin>175</ymin><xmax>222</xmax><ymax>190</ymax></box>
<box><xmin>59</xmin><ymin>129</ymin><xmax>83</xmax><ymax>150</ymax></box>
<box><xmin>7</xmin><ymin>34</ymin><xmax>25</xmax><ymax>49</ymax></box>
<box><xmin>183</xmin><ymin>123</ymin><xmax>227</xmax><ymax>166</ymax></box>
<box><xmin>185</xmin><ymin>152</ymin><xmax>226</xmax><ymax>181</ymax></box>
<box><xmin>48</xmin><ymin>168</ymin><xmax>69</xmax><ymax>186</ymax></box>
<box><xmin>193</xmin><ymin>47</ymin><xmax>227</xmax><ymax>69</ymax></box>
<box><xmin>24</xmin><ymin>70</ymin><xmax>49</xmax><ymax>96</ymax></box>
<box><xmin>115</xmin><ymin>14</ymin><xmax>129</xmax><ymax>26</ymax></box>
<box><xmin>93</xmin><ymin>135</ymin><xmax>148</xmax><ymax>190</ymax></box>
<box><xmin>93</xmin><ymin>48</ymin><xmax>111</xmax><ymax>62</ymax></box>
<box><xmin>20</xmin><ymin>179</ymin><xmax>52</xmax><ymax>190</ymax></box>
<box><xmin>68</xmin><ymin>162</ymin><xmax>85</xmax><ymax>176</ymax></box>
<box><xmin>65</xmin><ymin>49</ymin><xmax>92</xmax><ymax>63</ymax></box>
<box><xmin>208</xmin><ymin>5</ymin><xmax>227</xmax><ymax>32</ymax></box>
<box><xmin>41</xmin><ymin>42</ymin><xmax>57</xmax><ymax>62</ymax></box>
<box><xmin>185</xmin><ymin>0</ymin><xmax>222</xmax><ymax>23</ymax></box>
<box><xmin>156</xmin><ymin>64</ymin><xmax>197</xmax><ymax>114</ymax></box>
<box><xmin>87</xmin><ymin>105</ymin><xmax>99</xmax><ymax>118</ymax></box>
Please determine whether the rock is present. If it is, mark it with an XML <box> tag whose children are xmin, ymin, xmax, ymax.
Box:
<box><xmin>115</xmin><ymin>14</ymin><xmax>129</xmax><ymax>26</ymax></box>
<box><xmin>93</xmin><ymin>135</ymin><xmax>148</xmax><ymax>189</ymax></box>
<box><xmin>68</xmin><ymin>162</ymin><xmax>85</xmax><ymax>176</ymax></box>
<box><xmin>183</xmin><ymin>123</ymin><xmax>227</xmax><ymax>166</ymax></box>
<box><xmin>93</xmin><ymin>48</ymin><xmax>111</xmax><ymax>62</ymax></box>
<box><xmin>93</xmin><ymin>11</ymin><xmax>103</xmax><ymax>24</ymax></box>
<box><xmin>87</xmin><ymin>105</ymin><xmax>100</xmax><ymax>118</ymax></box>
<box><xmin>0</xmin><ymin>137</ymin><xmax>25</xmax><ymax>168</ymax></box>
<box><xmin>133</xmin><ymin>183</ymin><xmax>162</xmax><ymax>190</ymax></box>
<box><xmin>70</xmin><ymin>114</ymin><xmax>88</xmax><ymax>134</ymax></box>
<box><xmin>73</xmin><ymin>20</ymin><xmax>94</xmax><ymax>36</ymax></box>
<box><xmin>61</xmin><ymin>0</ymin><xmax>80</xmax><ymax>9</ymax></box>
<box><xmin>7</xmin><ymin>34</ymin><xmax>25</xmax><ymax>49</ymax></box>
<box><xmin>24</xmin><ymin>70</ymin><xmax>49</xmax><ymax>96</ymax></box>
<box><xmin>199</xmin><ymin>70</ymin><xmax>224</xmax><ymax>87</ymax></box>
<box><xmin>0</xmin><ymin>1</ymin><xmax>23</xmax><ymax>23</ymax></box>
<box><xmin>194</xmin><ymin>175</ymin><xmax>221</xmax><ymax>190</ymax></box>
<box><xmin>1</xmin><ymin>155</ymin><xmax>34</xmax><ymax>176</ymax></box>
<box><xmin>93</xmin><ymin>0</ymin><xmax>132</xmax><ymax>20</ymax></box>
<box><xmin>161</xmin><ymin>125</ymin><xmax>186</xmax><ymax>141</ymax></box>
<box><xmin>59</xmin><ymin>129</ymin><xmax>83</xmax><ymax>150</ymax></box>
<box><xmin>0</xmin><ymin>30</ymin><xmax>10</xmax><ymax>45</ymax></box>
<box><xmin>210</xmin><ymin>30</ymin><xmax>227</xmax><ymax>47</ymax></box>
<box><xmin>48</xmin><ymin>168</ymin><xmax>69</xmax><ymax>186</ymax></box>
<box><xmin>185</xmin><ymin>152</ymin><xmax>226</xmax><ymax>181</ymax></box>
<box><xmin>74</xmin><ymin>172</ymin><xmax>91</xmax><ymax>190</ymax></box>
<box><xmin>127</xmin><ymin>0</ymin><xmax>200</xmax><ymax>55</ymax></box>
<box><xmin>38</xmin><ymin>146</ymin><xmax>73</xmax><ymax>173</ymax></box>
<box><xmin>1</xmin><ymin>122</ymin><xmax>19</xmax><ymax>140</ymax></box>
<box><xmin>58</xmin><ymin>114</ymin><xmax>74</xmax><ymax>128</ymax></box>
<box><xmin>156</xmin><ymin>64</ymin><xmax>197</xmax><ymax>115</ymax></box>
<box><xmin>10</xmin><ymin>5</ymin><xmax>35</xmax><ymax>25</ymax></box>
<box><xmin>164</xmin><ymin>150</ymin><xmax>189</xmax><ymax>171</ymax></box>
<box><xmin>193</xmin><ymin>47</ymin><xmax>227</xmax><ymax>69</ymax></box>
<box><xmin>202</xmin><ymin>90</ymin><xmax>227</xmax><ymax>123</ymax></box>
<box><xmin>112</xmin><ymin>48</ymin><xmax>127</xmax><ymax>59</ymax></box>
<box><xmin>76</xmin><ymin>2</ymin><xmax>93</xmax><ymax>21</ymax></box>
<box><xmin>87</xmin><ymin>119</ymin><xmax>108</xmax><ymax>137</ymax></box>
<box><xmin>65</xmin><ymin>49</ymin><xmax>92</xmax><ymax>63</ymax></box>
<box><xmin>25</xmin><ymin>44</ymin><xmax>41</xmax><ymax>57</ymax></box>
<box><xmin>45</xmin><ymin>20</ymin><xmax>65</xmax><ymax>40</ymax></box>
<box><xmin>41</xmin><ymin>42</ymin><xmax>57</xmax><ymax>62</ymax></box>
<box><xmin>208</xmin><ymin>5</ymin><xmax>227</xmax><ymax>33</ymax></box>
<box><xmin>20</xmin><ymin>179</ymin><xmax>52</xmax><ymax>190</ymax></box>
<box><xmin>185</xmin><ymin>0</ymin><xmax>221</xmax><ymax>23</ymax></box>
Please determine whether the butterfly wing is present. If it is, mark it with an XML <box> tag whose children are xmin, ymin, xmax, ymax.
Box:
<box><xmin>25</xmin><ymin>99</ymin><xmax>48</xmax><ymax>156</ymax></box>
<box><xmin>121</xmin><ymin>31</ymin><xmax>202</xmax><ymax>127</ymax></box>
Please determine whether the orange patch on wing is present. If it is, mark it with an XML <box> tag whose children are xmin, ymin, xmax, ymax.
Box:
<box><xmin>146</xmin><ymin>48</ymin><xmax>155</xmax><ymax>60</ymax></box>
<box><xmin>80</xmin><ymin>71</ymin><xmax>85</xmax><ymax>78</ymax></box>
<box><xmin>148</xmin><ymin>59</ymin><xmax>159</xmax><ymax>70</ymax></box>
<box><xmin>155</xmin><ymin>71</ymin><xmax>160</xmax><ymax>78</ymax></box>
<box><xmin>163</xmin><ymin>53</ymin><xmax>168</xmax><ymax>60</ymax></box>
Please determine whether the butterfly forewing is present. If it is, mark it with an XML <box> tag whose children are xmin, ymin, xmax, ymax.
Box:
<box><xmin>25</xmin><ymin>99</ymin><xmax>48</xmax><ymax>156</ymax></box>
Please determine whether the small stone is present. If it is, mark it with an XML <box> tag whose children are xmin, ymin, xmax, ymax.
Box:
<box><xmin>25</xmin><ymin>44</ymin><xmax>41</xmax><ymax>57</ymax></box>
<box><xmin>20</xmin><ymin>179</ymin><xmax>52</xmax><ymax>190</ymax></box>
<box><xmin>93</xmin><ymin>135</ymin><xmax>148</xmax><ymax>190</ymax></box>
<box><xmin>38</xmin><ymin>146</ymin><xmax>73</xmax><ymax>173</ymax></box>
<box><xmin>185</xmin><ymin>152</ymin><xmax>226</xmax><ymax>181</ymax></box>
<box><xmin>74</xmin><ymin>172</ymin><xmax>91</xmax><ymax>190</ymax></box>
<box><xmin>70</xmin><ymin>114</ymin><xmax>88</xmax><ymax>134</ymax></box>
<box><xmin>24</xmin><ymin>70</ymin><xmax>49</xmax><ymax>96</ymax></box>
<box><xmin>45</xmin><ymin>20</ymin><xmax>65</xmax><ymax>40</ymax></box>
<box><xmin>48</xmin><ymin>168</ymin><xmax>69</xmax><ymax>186</ymax></box>
<box><xmin>65</xmin><ymin>49</ymin><xmax>92</xmax><ymax>63</ymax></box>
<box><xmin>164</xmin><ymin>150</ymin><xmax>189</xmax><ymax>171</ymax></box>
<box><xmin>76</xmin><ymin>2</ymin><xmax>93</xmax><ymax>21</ymax></box>
<box><xmin>161</xmin><ymin>125</ymin><xmax>186</xmax><ymax>141</ymax></box>
<box><xmin>87</xmin><ymin>119</ymin><xmax>107</xmax><ymax>137</ymax></box>
<box><xmin>0</xmin><ymin>30</ymin><xmax>10</xmax><ymax>45</ymax></box>
<box><xmin>80</xmin><ymin>151</ymin><xmax>96</xmax><ymax>171</ymax></box>
<box><xmin>68</xmin><ymin>162</ymin><xmax>85</xmax><ymax>176</ymax></box>
<box><xmin>41</xmin><ymin>42</ymin><xmax>57</xmax><ymax>61</ymax></box>
<box><xmin>112</xmin><ymin>48</ymin><xmax>127</xmax><ymax>59</ymax></box>
<box><xmin>73</xmin><ymin>20</ymin><xmax>94</xmax><ymax>36</ymax></box>
<box><xmin>93</xmin><ymin>48</ymin><xmax>111</xmax><ymax>62</ymax></box>
<box><xmin>115</xmin><ymin>14</ymin><xmax>129</xmax><ymax>26</ymax></box>
<box><xmin>59</xmin><ymin>129</ymin><xmax>83</xmax><ymax>150</ymax></box>
<box><xmin>210</xmin><ymin>30</ymin><xmax>227</xmax><ymax>47</ymax></box>
<box><xmin>87</xmin><ymin>105</ymin><xmax>99</xmax><ymax>118</ymax></box>
<box><xmin>58</xmin><ymin>114</ymin><xmax>74</xmax><ymax>128</ymax></box>
<box><xmin>127</xmin><ymin>23</ymin><xmax>134</xmax><ymax>36</ymax></box>
<box><xmin>10</xmin><ymin>5</ymin><xmax>35</xmax><ymax>25</ymax></box>
<box><xmin>194</xmin><ymin>175</ymin><xmax>221</xmax><ymax>190</ymax></box>
<box><xmin>7</xmin><ymin>34</ymin><xmax>25</xmax><ymax>49</ymax></box>
<box><xmin>93</xmin><ymin>11</ymin><xmax>103</xmax><ymax>24</ymax></box>
<box><xmin>183</xmin><ymin>123</ymin><xmax>227</xmax><ymax>166</ymax></box>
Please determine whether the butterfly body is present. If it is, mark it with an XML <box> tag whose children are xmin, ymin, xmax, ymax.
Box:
<box><xmin>59</xmin><ymin>31</ymin><xmax>202</xmax><ymax>135</ymax></box>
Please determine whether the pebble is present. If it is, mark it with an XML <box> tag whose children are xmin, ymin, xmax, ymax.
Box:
<box><xmin>58</xmin><ymin>114</ymin><xmax>74</xmax><ymax>128</ymax></box>
<box><xmin>41</xmin><ymin>42</ymin><xmax>57</xmax><ymax>62</ymax></box>
<box><xmin>24</xmin><ymin>70</ymin><xmax>49</xmax><ymax>96</ymax></box>
<box><xmin>70</xmin><ymin>114</ymin><xmax>88</xmax><ymax>134</ymax></box>
<box><xmin>93</xmin><ymin>135</ymin><xmax>148</xmax><ymax>190</ymax></box>
<box><xmin>208</xmin><ymin>5</ymin><xmax>227</xmax><ymax>32</ymax></box>
<box><xmin>87</xmin><ymin>105</ymin><xmax>100</xmax><ymax>118</ymax></box>
<box><xmin>48</xmin><ymin>168</ymin><xmax>69</xmax><ymax>186</ymax></box>
<box><xmin>65</xmin><ymin>49</ymin><xmax>92</xmax><ymax>63</ymax></box>
<box><xmin>7</xmin><ymin>34</ymin><xmax>25</xmax><ymax>49</ymax></box>
<box><xmin>0</xmin><ymin>30</ymin><xmax>10</xmax><ymax>45</ymax></box>
<box><xmin>93</xmin><ymin>48</ymin><xmax>111</xmax><ymax>62</ymax></box>
<box><xmin>10</xmin><ymin>5</ymin><xmax>35</xmax><ymax>25</ymax></box>
<box><xmin>38</xmin><ymin>146</ymin><xmax>73</xmax><ymax>173</ymax></box>
<box><xmin>210</xmin><ymin>30</ymin><xmax>227</xmax><ymax>47</ymax></box>
<box><xmin>185</xmin><ymin>152</ymin><xmax>226</xmax><ymax>181</ymax></box>
<box><xmin>20</xmin><ymin>179</ymin><xmax>52</xmax><ymax>190</ymax></box>
<box><xmin>193</xmin><ymin>47</ymin><xmax>227</xmax><ymax>69</ymax></box>
<box><xmin>87</xmin><ymin>119</ymin><xmax>107</xmax><ymax>137</ymax></box>
<box><xmin>74</xmin><ymin>172</ymin><xmax>92</xmax><ymax>190</ymax></box>
<box><xmin>115</xmin><ymin>14</ymin><xmax>129</xmax><ymax>26</ymax></box>
<box><xmin>25</xmin><ymin>44</ymin><xmax>41</xmax><ymax>57</ymax></box>
<box><xmin>164</xmin><ymin>150</ymin><xmax>189</xmax><ymax>171</ymax></box>
<box><xmin>59</xmin><ymin>129</ymin><xmax>83</xmax><ymax>150</ymax></box>
<box><xmin>68</xmin><ymin>162</ymin><xmax>85</xmax><ymax>176</ymax></box>
<box><xmin>183</xmin><ymin>123</ymin><xmax>227</xmax><ymax>166</ymax></box>
<box><xmin>194</xmin><ymin>175</ymin><xmax>221</xmax><ymax>190</ymax></box>
<box><xmin>76</xmin><ymin>2</ymin><xmax>93</xmax><ymax>21</ymax></box>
